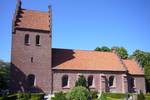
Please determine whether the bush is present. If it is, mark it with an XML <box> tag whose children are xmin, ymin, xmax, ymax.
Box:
<box><xmin>99</xmin><ymin>93</ymin><xmax>107</xmax><ymax>100</ymax></box>
<box><xmin>103</xmin><ymin>93</ymin><xmax>126</xmax><ymax>99</ymax></box>
<box><xmin>90</xmin><ymin>91</ymin><xmax>98</xmax><ymax>99</ymax></box>
<box><xmin>75</xmin><ymin>75</ymin><xmax>87</xmax><ymax>88</ymax></box>
<box><xmin>66</xmin><ymin>86</ymin><xmax>91</xmax><ymax>100</ymax></box>
<box><xmin>0</xmin><ymin>93</ymin><xmax>44</xmax><ymax>100</ymax></box>
<box><xmin>30</xmin><ymin>93</ymin><xmax>44</xmax><ymax>100</ymax></box>
<box><xmin>138</xmin><ymin>91</ymin><xmax>145</xmax><ymax>100</ymax></box>
<box><xmin>51</xmin><ymin>91</ymin><xmax>67</xmax><ymax>100</ymax></box>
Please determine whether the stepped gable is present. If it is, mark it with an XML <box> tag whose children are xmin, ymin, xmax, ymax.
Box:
<box><xmin>13</xmin><ymin>0</ymin><xmax>51</xmax><ymax>32</ymax></box>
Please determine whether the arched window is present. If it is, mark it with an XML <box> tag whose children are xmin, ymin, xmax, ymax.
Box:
<box><xmin>27</xmin><ymin>74</ymin><xmax>35</xmax><ymax>87</ymax></box>
<box><xmin>24</xmin><ymin>34</ymin><xmax>29</xmax><ymax>44</ymax></box>
<box><xmin>88</xmin><ymin>75</ymin><xmax>94</xmax><ymax>87</ymax></box>
<box><xmin>36</xmin><ymin>35</ymin><xmax>40</xmax><ymax>45</ymax></box>
<box><xmin>62</xmin><ymin>75</ymin><xmax>68</xmax><ymax>87</ymax></box>
<box><xmin>109</xmin><ymin>76</ymin><xmax>115</xmax><ymax>87</ymax></box>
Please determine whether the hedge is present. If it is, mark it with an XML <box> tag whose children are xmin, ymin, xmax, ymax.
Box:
<box><xmin>0</xmin><ymin>93</ymin><xmax>44</xmax><ymax>100</ymax></box>
<box><xmin>102</xmin><ymin>93</ymin><xmax>127</xmax><ymax>99</ymax></box>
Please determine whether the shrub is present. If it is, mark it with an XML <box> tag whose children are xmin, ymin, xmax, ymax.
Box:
<box><xmin>103</xmin><ymin>93</ymin><xmax>126</xmax><ymax>99</ymax></box>
<box><xmin>66</xmin><ymin>86</ymin><xmax>91</xmax><ymax>100</ymax></box>
<box><xmin>99</xmin><ymin>93</ymin><xmax>107</xmax><ymax>100</ymax></box>
<box><xmin>90</xmin><ymin>91</ymin><xmax>98</xmax><ymax>99</ymax></box>
<box><xmin>30</xmin><ymin>93</ymin><xmax>44</xmax><ymax>100</ymax></box>
<box><xmin>75</xmin><ymin>75</ymin><xmax>87</xmax><ymax>88</ymax></box>
<box><xmin>51</xmin><ymin>91</ymin><xmax>67</xmax><ymax>100</ymax></box>
<box><xmin>138</xmin><ymin>91</ymin><xmax>145</xmax><ymax>100</ymax></box>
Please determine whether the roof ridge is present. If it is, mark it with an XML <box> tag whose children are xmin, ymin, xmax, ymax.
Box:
<box><xmin>21</xmin><ymin>9</ymin><xmax>49</xmax><ymax>13</ymax></box>
<box><xmin>113</xmin><ymin>51</ymin><xmax>128</xmax><ymax>71</ymax></box>
<box><xmin>52</xmin><ymin>48</ymin><xmax>114</xmax><ymax>53</ymax></box>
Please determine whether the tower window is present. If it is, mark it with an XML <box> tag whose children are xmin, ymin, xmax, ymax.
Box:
<box><xmin>36</xmin><ymin>35</ymin><xmax>40</xmax><ymax>46</ymax></box>
<box><xmin>24</xmin><ymin>34</ymin><xmax>30</xmax><ymax>45</ymax></box>
<box><xmin>88</xmin><ymin>75</ymin><xmax>94</xmax><ymax>87</ymax></box>
<box><xmin>62</xmin><ymin>75</ymin><xmax>69</xmax><ymax>87</ymax></box>
<box><xmin>27</xmin><ymin>74</ymin><xmax>35</xmax><ymax>87</ymax></box>
<box><xmin>31</xmin><ymin>57</ymin><xmax>33</xmax><ymax>63</ymax></box>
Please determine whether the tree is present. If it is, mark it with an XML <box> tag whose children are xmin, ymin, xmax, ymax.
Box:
<box><xmin>95</xmin><ymin>47</ymin><xmax>101</xmax><ymax>51</ymax></box>
<box><xmin>130</xmin><ymin>50</ymin><xmax>150</xmax><ymax>92</ymax></box>
<box><xmin>75</xmin><ymin>75</ymin><xmax>87</xmax><ymax>88</ymax></box>
<box><xmin>112</xmin><ymin>47</ymin><xmax>128</xmax><ymax>59</ymax></box>
<box><xmin>95</xmin><ymin>46</ymin><xmax>111</xmax><ymax>52</ymax></box>
<box><xmin>0</xmin><ymin>60</ymin><xmax>10</xmax><ymax>90</ymax></box>
<box><xmin>130</xmin><ymin>50</ymin><xmax>150</xmax><ymax>67</ymax></box>
<box><xmin>101</xmin><ymin>46</ymin><xmax>111</xmax><ymax>52</ymax></box>
<box><xmin>66</xmin><ymin>86</ymin><xmax>91</xmax><ymax>100</ymax></box>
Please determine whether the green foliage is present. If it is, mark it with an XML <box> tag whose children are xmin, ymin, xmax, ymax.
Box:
<box><xmin>95</xmin><ymin>46</ymin><xmax>111</xmax><ymax>52</ymax></box>
<box><xmin>66</xmin><ymin>86</ymin><xmax>91</xmax><ymax>100</ymax></box>
<box><xmin>51</xmin><ymin>91</ymin><xmax>67</xmax><ymax>100</ymax></box>
<box><xmin>138</xmin><ymin>90</ymin><xmax>145</xmax><ymax>100</ymax></box>
<box><xmin>99</xmin><ymin>93</ymin><xmax>107</xmax><ymax>100</ymax></box>
<box><xmin>0</xmin><ymin>93</ymin><xmax>43</xmax><ymax>100</ymax></box>
<box><xmin>112</xmin><ymin>46</ymin><xmax>128</xmax><ymax>59</ymax></box>
<box><xmin>90</xmin><ymin>91</ymin><xmax>98</xmax><ymax>99</ymax></box>
<box><xmin>144</xmin><ymin>62</ymin><xmax>150</xmax><ymax>85</ymax></box>
<box><xmin>145</xmin><ymin>93</ymin><xmax>150</xmax><ymax>100</ymax></box>
<box><xmin>0</xmin><ymin>60</ymin><xmax>10</xmax><ymax>89</ymax></box>
<box><xmin>95</xmin><ymin>46</ymin><xmax>128</xmax><ymax>59</ymax></box>
<box><xmin>130</xmin><ymin>50</ymin><xmax>150</xmax><ymax>67</ymax></box>
<box><xmin>103</xmin><ymin>93</ymin><xmax>126</xmax><ymax>99</ymax></box>
<box><xmin>75</xmin><ymin>75</ymin><xmax>87</xmax><ymax>88</ymax></box>
<box><xmin>130</xmin><ymin>50</ymin><xmax>150</xmax><ymax>91</ymax></box>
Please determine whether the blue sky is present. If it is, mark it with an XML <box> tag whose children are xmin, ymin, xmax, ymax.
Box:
<box><xmin>0</xmin><ymin>0</ymin><xmax>150</xmax><ymax>62</ymax></box>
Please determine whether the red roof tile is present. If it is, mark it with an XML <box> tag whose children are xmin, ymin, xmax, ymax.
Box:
<box><xmin>16</xmin><ymin>9</ymin><xmax>50</xmax><ymax>31</ymax></box>
<box><xmin>52</xmin><ymin>48</ymin><xmax>126</xmax><ymax>71</ymax></box>
<box><xmin>123</xmin><ymin>60</ymin><xmax>144</xmax><ymax>75</ymax></box>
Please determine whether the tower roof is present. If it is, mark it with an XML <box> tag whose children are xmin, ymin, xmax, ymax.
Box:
<box><xmin>15</xmin><ymin>9</ymin><xmax>50</xmax><ymax>31</ymax></box>
<box><xmin>13</xmin><ymin>0</ymin><xmax>51</xmax><ymax>32</ymax></box>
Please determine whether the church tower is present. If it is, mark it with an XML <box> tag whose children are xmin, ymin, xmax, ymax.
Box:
<box><xmin>11</xmin><ymin>0</ymin><xmax>52</xmax><ymax>93</ymax></box>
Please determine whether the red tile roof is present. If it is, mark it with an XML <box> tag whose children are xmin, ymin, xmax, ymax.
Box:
<box><xmin>16</xmin><ymin>9</ymin><xmax>50</xmax><ymax>31</ymax></box>
<box><xmin>52</xmin><ymin>48</ymin><xmax>126</xmax><ymax>71</ymax></box>
<box><xmin>123</xmin><ymin>60</ymin><xmax>144</xmax><ymax>75</ymax></box>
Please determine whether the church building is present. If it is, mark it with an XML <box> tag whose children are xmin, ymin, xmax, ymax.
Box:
<box><xmin>11</xmin><ymin>1</ymin><xmax>146</xmax><ymax>94</ymax></box>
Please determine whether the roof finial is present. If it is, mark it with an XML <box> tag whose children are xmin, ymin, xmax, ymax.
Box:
<box><xmin>48</xmin><ymin>5</ymin><xmax>52</xmax><ymax>33</ymax></box>
<box><xmin>17</xmin><ymin>0</ymin><xmax>22</xmax><ymax>9</ymax></box>
<box><xmin>48</xmin><ymin>5</ymin><xmax>52</xmax><ymax>13</ymax></box>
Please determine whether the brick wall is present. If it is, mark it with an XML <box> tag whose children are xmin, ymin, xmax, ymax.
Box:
<box><xmin>11</xmin><ymin>29</ymin><xmax>52</xmax><ymax>93</ymax></box>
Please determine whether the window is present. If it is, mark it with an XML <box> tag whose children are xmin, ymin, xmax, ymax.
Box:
<box><xmin>109</xmin><ymin>76</ymin><xmax>115</xmax><ymax>87</ymax></box>
<box><xmin>88</xmin><ymin>75</ymin><xmax>94</xmax><ymax>87</ymax></box>
<box><xmin>31</xmin><ymin>57</ymin><xmax>33</xmax><ymax>63</ymax></box>
<box><xmin>24</xmin><ymin>34</ymin><xmax>30</xmax><ymax>45</ymax></box>
<box><xmin>27</xmin><ymin>74</ymin><xmax>35</xmax><ymax>87</ymax></box>
<box><xmin>62</xmin><ymin>75</ymin><xmax>69</xmax><ymax>87</ymax></box>
<box><xmin>130</xmin><ymin>77</ymin><xmax>135</xmax><ymax>88</ymax></box>
<box><xmin>36</xmin><ymin>35</ymin><xmax>40</xmax><ymax>45</ymax></box>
